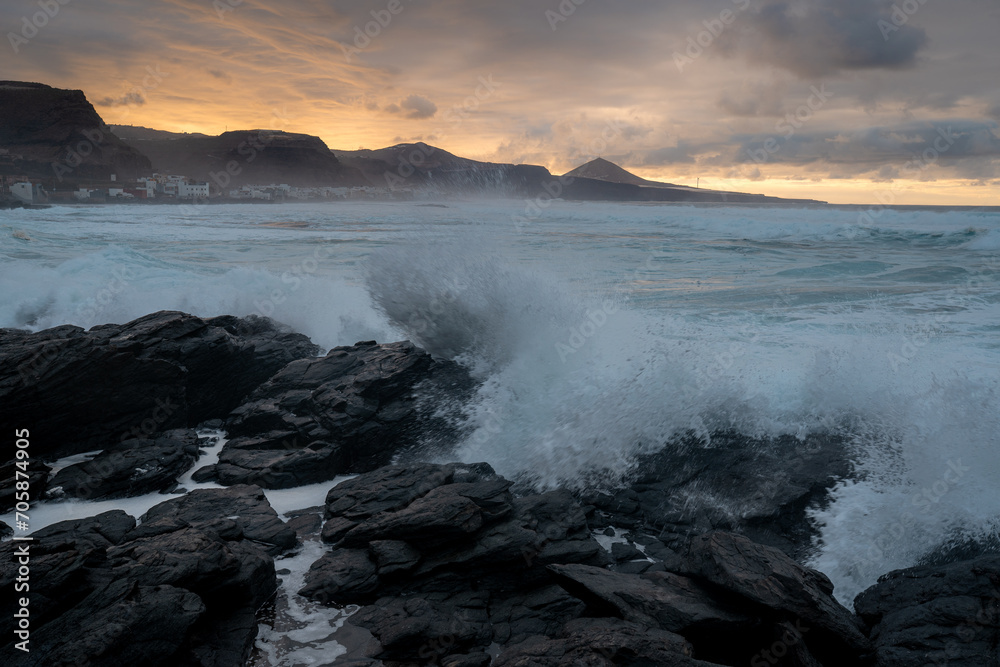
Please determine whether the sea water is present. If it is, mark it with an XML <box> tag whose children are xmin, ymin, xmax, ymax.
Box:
<box><xmin>2</xmin><ymin>200</ymin><xmax>999</xmax><ymax>606</ymax></box>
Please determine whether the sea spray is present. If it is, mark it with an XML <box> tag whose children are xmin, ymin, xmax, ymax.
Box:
<box><xmin>3</xmin><ymin>200</ymin><xmax>998</xmax><ymax>603</ymax></box>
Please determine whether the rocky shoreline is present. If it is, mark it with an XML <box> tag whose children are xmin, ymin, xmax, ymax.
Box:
<box><xmin>2</xmin><ymin>311</ymin><xmax>998</xmax><ymax>666</ymax></box>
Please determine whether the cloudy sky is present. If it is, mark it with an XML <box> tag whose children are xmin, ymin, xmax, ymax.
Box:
<box><xmin>3</xmin><ymin>0</ymin><xmax>999</xmax><ymax>204</ymax></box>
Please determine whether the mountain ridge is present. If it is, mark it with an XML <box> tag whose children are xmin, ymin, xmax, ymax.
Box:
<box><xmin>1</xmin><ymin>82</ymin><xmax>824</xmax><ymax>203</ymax></box>
<box><xmin>0</xmin><ymin>81</ymin><xmax>152</xmax><ymax>181</ymax></box>
<box><xmin>564</xmin><ymin>157</ymin><xmax>681</xmax><ymax>189</ymax></box>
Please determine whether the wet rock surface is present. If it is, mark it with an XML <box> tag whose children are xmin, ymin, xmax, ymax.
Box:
<box><xmin>291</xmin><ymin>463</ymin><xmax>874</xmax><ymax>666</ymax></box>
<box><xmin>0</xmin><ymin>311</ymin><xmax>320</xmax><ymax>459</ymax></box>
<box><xmin>0</xmin><ymin>487</ymin><xmax>289</xmax><ymax>667</ymax></box>
<box><xmin>583</xmin><ymin>431</ymin><xmax>852</xmax><ymax>558</ymax></box>
<box><xmin>46</xmin><ymin>428</ymin><xmax>202</xmax><ymax>500</ymax></box>
<box><xmin>141</xmin><ymin>483</ymin><xmax>297</xmax><ymax>555</ymax></box>
<box><xmin>854</xmin><ymin>554</ymin><xmax>1000</xmax><ymax>667</ymax></box>
<box><xmin>3</xmin><ymin>312</ymin><xmax>995</xmax><ymax>667</ymax></box>
<box><xmin>208</xmin><ymin>340</ymin><xmax>477</xmax><ymax>489</ymax></box>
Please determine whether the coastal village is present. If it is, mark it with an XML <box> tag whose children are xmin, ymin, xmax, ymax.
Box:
<box><xmin>0</xmin><ymin>172</ymin><xmax>395</xmax><ymax>207</ymax></box>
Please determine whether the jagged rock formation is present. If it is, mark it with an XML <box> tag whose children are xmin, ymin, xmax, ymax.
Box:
<box><xmin>0</xmin><ymin>486</ymin><xmax>288</xmax><ymax>667</ymax></box>
<box><xmin>0</xmin><ymin>81</ymin><xmax>152</xmax><ymax>182</ymax></box>
<box><xmin>2</xmin><ymin>309</ymin><xmax>996</xmax><ymax>666</ymax></box>
<box><xmin>196</xmin><ymin>340</ymin><xmax>477</xmax><ymax>489</ymax></box>
<box><xmin>0</xmin><ymin>311</ymin><xmax>320</xmax><ymax>462</ymax></box>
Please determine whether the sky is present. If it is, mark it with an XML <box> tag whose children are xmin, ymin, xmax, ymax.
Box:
<box><xmin>2</xmin><ymin>0</ymin><xmax>999</xmax><ymax>204</ymax></box>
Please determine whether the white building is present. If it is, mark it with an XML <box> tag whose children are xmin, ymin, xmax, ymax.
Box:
<box><xmin>137</xmin><ymin>178</ymin><xmax>156</xmax><ymax>199</ymax></box>
<box><xmin>178</xmin><ymin>182</ymin><xmax>210</xmax><ymax>199</ymax></box>
<box><xmin>10</xmin><ymin>182</ymin><xmax>34</xmax><ymax>204</ymax></box>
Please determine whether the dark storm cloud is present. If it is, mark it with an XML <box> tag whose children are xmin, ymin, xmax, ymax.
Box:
<box><xmin>624</xmin><ymin>120</ymin><xmax>1000</xmax><ymax>180</ymax></box>
<box><xmin>1</xmin><ymin>0</ymin><xmax>997</xmax><ymax>198</ymax></box>
<box><xmin>725</xmin><ymin>120</ymin><xmax>1000</xmax><ymax>167</ymax></box>
<box><xmin>717</xmin><ymin>80</ymin><xmax>789</xmax><ymax>117</ymax></box>
<box><xmin>717</xmin><ymin>0</ymin><xmax>929</xmax><ymax>77</ymax></box>
<box><xmin>208</xmin><ymin>70</ymin><xmax>233</xmax><ymax>84</ymax></box>
<box><xmin>387</xmin><ymin>95</ymin><xmax>437</xmax><ymax>120</ymax></box>
<box><xmin>639</xmin><ymin>144</ymin><xmax>699</xmax><ymax>165</ymax></box>
<box><xmin>95</xmin><ymin>91</ymin><xmax>146</xmax><ymax>107</ymax></box>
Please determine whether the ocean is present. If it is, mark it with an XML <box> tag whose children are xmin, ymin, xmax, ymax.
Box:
<box><xmin>2</xmin><ymin>199</ymin><xmax>999</xmax><ymax>612</ymax></box>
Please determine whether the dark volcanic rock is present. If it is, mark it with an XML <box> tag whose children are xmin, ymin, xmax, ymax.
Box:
<box><xmin>105</xmin><ymin>523</ymin><xmax>276</xmax><ymax>607</ymax></box>
<box><xmin>323</xmin><ymin>462</ymin><xmax>457</xmax><ymax>528</ymax></box>
<box><xmin>685</xmin><ymin>531</ymin><xmax>870</xmax><ymax>658</ymax></box>
<box><xmin>0</xmin><ymin>510</ymin><xmax>137</xmax><ymax>647</ymax></box>
<box><xmin>299</xmin><ymin>462</ymin><xmax>608</xmax><ymax>663</ymax></box>
<box><xmin>0</xmin><ymin>488</ymin><xmax>288</xmax><ymax>666</ymax></box>
<box><xmin>350</xmin><ymin>592</ymin><xmax>493</xmax><ymax>663</ymax></box>
<box><xmin>369</xmin><ymin>539</ymin><xmax>422</xmax><ymax>576</ymax></box>
<box><xmin>339</xmin><ymin>483</ymin><xmax>486</xmax><ymax>548</ymax></box>
<box><xmin>489</xmin><ymin>585</ymin><xmax>587</xmax><ymax>646</ymax></box>
<box><xmin>547</xmin><ymin>563</ymin><xmax>753</xmax><ymax>634</ymax></box>
<box><xmin>298</xmin><ymin>548</ymin><xmax>380</xmax><ymax>604</ymax></box>
<box><xmin>284</xmin><ymin>511</ymin><xmax>323</xmax><ymax>537</ymax></box>
<box><xmin>0</xmin><ymin>311</ymin><xmax>319</xmax><ymax>458</ymax></box>
<box><xmin>11</xmin><ymin>579</ymin><xmax>205</xmax><ymax>667</ymax></box>
<box><xmin>29</xmin><ymin>509</ymin><xmax>137</xmax><ymax>552</ymax></box>
<box><xmin>585</xmin><ymin>431</ymin><xmax>852</xmax><ymax>556</ymax></box>
<box><xmin>46</xmin><ymin>428</ymin><xmax>201</xmax><ymax>500</ymax></box>
<box><xmin>0</xmin><ymin>456</ymin><xmax>50</xmax><ymax>512</ymax></box>
<box><xmin>493</xmin><ymin>617</ymin><xmax>717</xmax><ymax>667</ymax></box>
<box><xmin>141</xmin><ymin>484</ymin><xmax>297</xmax><ymax>555</ymax></box>
<box><xmin>855</xmin><ymin>554</ymin><xmax>1000</xmax><ymax>667</ymax></box>
<box><xmin>217</xmin><ymin>341</ymin><xmax>476</xmax><ymax>488</ymax></box>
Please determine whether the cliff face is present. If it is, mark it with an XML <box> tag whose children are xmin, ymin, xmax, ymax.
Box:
<box><xmin>122</xmin><ymin>130</ymin><xmax>368</xmax><ymax>188</ymax></box>
<box><xmin>0</xmin><ymin>81</ymin><xmax>152</xmax><ymax>182</ymax></box>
